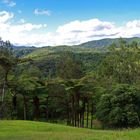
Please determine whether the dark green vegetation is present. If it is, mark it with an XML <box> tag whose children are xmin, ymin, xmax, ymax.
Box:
<box><xmin>1</xmin><ymin>38</ymin><xmax>140</xmax><ymax>130</ymax></box>
<box><xmin>79</xmin><ymin>37</ymin><xmax>140</xmax><ymax>48</ymax></box>
<box><xmin>1</xmin><ymin>121</ymin><xmax>140</xmax><ymax>140</ymax></box>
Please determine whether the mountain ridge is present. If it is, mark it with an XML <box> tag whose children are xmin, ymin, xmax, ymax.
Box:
<box><xmin>78</xmin><ymin>37</ymin><xmax>140</xmax><ymax>48</ymax></box>
<box><xmin>11</xmin><ymin>37</ymin><xmax>140</xmax><ymax>49</ymax></box>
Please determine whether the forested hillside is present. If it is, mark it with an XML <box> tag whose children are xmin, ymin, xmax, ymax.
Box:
<box><xmin>20</xmin><ymin>46</ymin><xmax>106</xmax><ymax>76</ymax></box>
<box><xmin>78</xmin><ymin>37</ymin><xmax>140</xmax><ymax>48</ymax></box>
<box><xmin>1</xmin><ymin>38</ymin><xmax>140</xmax><ymax>129</ymax></box>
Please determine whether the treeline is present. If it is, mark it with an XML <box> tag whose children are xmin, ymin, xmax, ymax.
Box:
<box><xmin>1</xmin><ymin>39</ymin><xmax>140</xmax><ymax>129</ymax></box>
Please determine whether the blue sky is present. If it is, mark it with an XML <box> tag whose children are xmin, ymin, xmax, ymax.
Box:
<box><xmin>0</xmin><ymin>0</ymin><xmax>140</xmax><ymax>46</ymax></box>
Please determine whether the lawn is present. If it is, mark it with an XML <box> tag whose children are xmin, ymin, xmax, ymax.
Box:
<box><xmin>0</xmin><ymin>120</ymin><xmax>139</xmax><ymax>140</ymax></box>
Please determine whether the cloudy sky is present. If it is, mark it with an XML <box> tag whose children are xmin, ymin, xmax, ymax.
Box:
<box><xmin>0</xmin><ymin>0</ymin><xmax>140</xmax><ymax>46</ymax></box>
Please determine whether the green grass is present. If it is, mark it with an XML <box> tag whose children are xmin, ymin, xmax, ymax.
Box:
<box><xmin>0</xmin><ymin>121</ymin><xmax>140</xmax><ymax>140</ymax></box>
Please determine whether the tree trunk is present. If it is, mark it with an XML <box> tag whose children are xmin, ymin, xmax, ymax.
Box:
<box><xmin>11</xmin><ymin>95</ymin><xmax>17</xmax><ymax>119</ymax></box>
<box><xmin>12</xmin><ymin>95</ymin><xmax>17</xmax><ymax>110</ymax></box>
<box><xmin>80</xmin><ymin>111</ymin><xmax>82</xmax><ymax>127</ymax></box>
<box><xmin>76</xmin><ymin>95</ymin><xmax>80</xmax><ymax>127</ymax></box>
<box><xmin>1</xmin><ymin>80</ymin><xmax>6</xmax><ymax>102</ymax></box>
<box><xmin>91</xmin><ymin>102</ymin><xmax>94</xmax><ymax>129</ymax></box>
<box><xmin>74</xmin><ymin>111</ymin><xmax>77</xmax><ymax>127</ymax></box>
<box><xmin>1</xmin><ymin>71</ymin><xmax>8</xmax><ymax>103</ymax></box>
<box><xmin>0</xmin><ymin>72</ymin><xmax>8</xmax><ymax>119</ymax></box>
<box><xmin>23</xmin><ymin>95</ymin><xmax>27</xmax><ymax>120</ymax></box>
<box><xmin>66</xmin><ymin>103</ymin><xmax>70</xmax><ymax>125</ymax></box>
<box><xmin>86</xmin><ymin>101</ymin><xmax>89</xmax><ymax>128</ymax></box>
<box><xmin>71</xmin><ymin>95</ymin><xmax>75</xmax><ymax>126</ymax></box>
<box><xmin>81</xmin><ymin>98</ymin><xmax>86</xmax><ymax>128</ymax></box>
<box><xmin>33</xmin><ymin>96</ymin><xmax>40</xmax><ymax>120</ymax></box>
<box><xmin>46</xmin><ymin>97</ymin><xmax>49</xmax><ymax>121</ymax></box>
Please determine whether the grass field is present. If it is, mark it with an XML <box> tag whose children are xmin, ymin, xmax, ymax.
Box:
<box><xmin>0</xmin><ymin>121</ymin><xmax>139</xmax><ymax>140</ymax></box>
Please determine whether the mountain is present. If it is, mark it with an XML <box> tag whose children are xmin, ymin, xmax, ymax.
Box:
<box><xmin>12</xmin><ymin>37</ymin><xmax>140</xmax><ymax>50</ymax></box>
<box><xmin>11</xmin><ymin>37</ymin><xmax>140</xmax><ymax>57</ymax></box>
<box><xmin>79</xmin><ymin>37</ymin><xmax>140</xmax><ymax>48</ymax></box>
<box><xmin>12</xmin><ymin>37</ymin><xmax>140</xmax><ymax>78</ymax></box>
<box><xmin>26</xmin><ymin>46</ymin><xmax>106</xmax><ymax>76</ymax></box>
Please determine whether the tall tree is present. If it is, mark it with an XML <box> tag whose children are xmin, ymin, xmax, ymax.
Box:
<box><xmin>57</xmin><ymin>52</ymin><xmax>84</xmax><ymax>80</ymax></box>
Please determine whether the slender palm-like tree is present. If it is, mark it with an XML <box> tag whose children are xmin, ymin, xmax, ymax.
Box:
<box><xmin>0</xmin><ymin>42</ymin><xmax>16</xmax><ymax>102</ymax></box>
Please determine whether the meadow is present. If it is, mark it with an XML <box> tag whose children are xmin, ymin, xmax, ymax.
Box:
<box><xmin>0</xmin><ymin>121</ymin><xmax>139</xmax><ymax>140</ymax></box>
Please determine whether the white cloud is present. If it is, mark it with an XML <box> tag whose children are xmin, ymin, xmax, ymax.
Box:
<box><xmin>3</xmin><ymin>0</ymin><xmax>16</xmax><ymax>7</ymax></box>
<box><xmin>57</xmin><ymin>19</ymin><xmax>114</xmax><ymax>33</ymax></box>
<box><xmin>34</xmin><ymin>9</ymin><xmax>51</xmax><ymax>16</ymax></box>
<box><xmin>1</xmin><ymin>10</ymin><xmax>140</xmax><ymax>47</ymax></box>
<box><xmin>0</xmin><ymin>11</ymin><xmax>13</xmax><ymax>23</ymax></box>
<box><xmin>126</xmin><ymin>20</ymin><xmax>140</xmax><ymax>28</ymax></box>
<box><xmin>9</xmin><ymin>23</ymin><xmax>47</xmax><ymax>33</ymax></box>
<box><xmin>55</xmin><ymin>19</ymin><xmax>119</xmax><ymax>45</ymax></box>
<box><xmin>0</xmin><ymin>11</ymin><xmax>47</xmax><ymax>46</ymax></box>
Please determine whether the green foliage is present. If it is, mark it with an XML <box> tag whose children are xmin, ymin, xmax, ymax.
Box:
<box><xmin>13</xmin><ymin>47</ymin><xmax>36</xmax><ymax>58</ymax></box>
<box><xmin>22</xmin><ymin>46</ymin><xmax>105</xmax><ymax>77</ymax></box>
<box><xmin>2</xmin><ymin>38</ymin><xmax>140</xmax><ymax>129</ymax></box>
<box><xmin>96</xmin><ymin>84</ymin><xmax>140</xmax><ymax>128</ymax></box>
<box><xmin>97</xmin><ymin>39</ymin><xmax>140</xmax><ymax>89</ymax></box>
<box><xmin>79</xmin><ymin>37</ymin><xmax>140</xmax><ymax>48</ymax></box>
<box><xmin>56</xmin><ymin>52</ymin><xmax>84</xmax><ymax>79</ymax></box>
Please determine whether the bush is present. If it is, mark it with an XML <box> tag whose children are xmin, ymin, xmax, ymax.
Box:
<box><xmin>96</xmin><ymin>84</ymin><xmax>140</xmax><ymax>128</ymax></box>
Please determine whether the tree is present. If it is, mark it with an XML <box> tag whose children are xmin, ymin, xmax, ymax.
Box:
<box><xmin>0</xmin><ymin>41</ymin><xmax>17</xmax><ymax>118</ymax></box>
<box><xmin>98</xmin><ymin>39</ymin><xmax>140</xmax><ymax>89</ymax></box>
<box><xmin>96</xmin><ymin>84</ymin><xmax>140</xmax><ymax>128</ymax></box>
<box><xmin>0</xmin><ymin>41</ymin><xmax>17</xmax><ymax>102</ymax></box>
<box><xmin>8</xmin><ymin>61</ymin><xmax>43</xmax><ymax>120</ymax></box>
<box><xmin>56</xmin><ymin>52</ymin><xmax>84</xmax><ymax>80</ymax></box>
<box><xmin>45</xmin><ymin>78</ymin><xmax>67</xmax><ymax>123</ymax></box>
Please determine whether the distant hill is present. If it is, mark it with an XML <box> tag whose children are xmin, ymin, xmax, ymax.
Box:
<box><xmin>21</xmin><ymin>45</ymin><xmax>105</xmax><ymax>76</ymax></box>
<box><xmin>12</xmin><ymin>37</ymin><xmax>140</xmax><ymax>57</ymax></box>
<box><xmin>12</xmin><ymin>37</ymin><xmax>140</xmax><ymax>50</ymax></box>
<box><xmin>13</xmin><ymin>46</ymin><xmax>37</xmax><ymax>57</ymax></box>
<box><xmin>79</xmin><ymin>37</ymin><xmax>140</xmax><ymax>48</ymax></box>
<box><xmin>12</xmin><ymin>37</ymin><xmax>140</xmax><ymax>77</ymax></box>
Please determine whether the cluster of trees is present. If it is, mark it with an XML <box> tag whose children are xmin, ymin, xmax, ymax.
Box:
<box><xmin>1</xmin><ymin>39</ymin><xmax>140</xmax><ymax>129</ymax></box>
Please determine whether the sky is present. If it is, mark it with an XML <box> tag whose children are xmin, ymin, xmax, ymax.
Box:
<box><xmin>0</xmin><ymin>0</ymin><xmax>140</xmax><ymax>46</ymax></box>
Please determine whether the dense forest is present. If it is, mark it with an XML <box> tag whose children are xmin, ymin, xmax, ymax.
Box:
<box><xmin>1</xmin><ymin>38</ymin><xmax>140</xmax><ymax>129</ymax></box>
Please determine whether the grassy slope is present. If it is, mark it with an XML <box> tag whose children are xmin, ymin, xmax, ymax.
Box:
<box><xmin>0</xmin><ymin>121</ymin><xmax>139</xmax><ymax>140</ymax></box>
